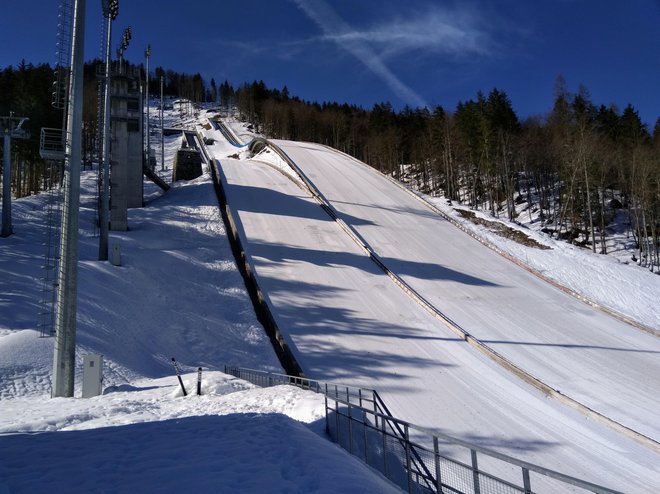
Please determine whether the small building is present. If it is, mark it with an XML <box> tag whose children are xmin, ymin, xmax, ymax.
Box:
<box><xmin>172</xmin><ymin>148</ymin><xmax>202</xmax><ymax>182</ymax></box>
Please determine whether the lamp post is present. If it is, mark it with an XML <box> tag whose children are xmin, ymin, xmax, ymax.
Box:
<box><xmin>117</xmin><ymin>26</ymin><xmax>131</xmax><ymax>72</ymax></box>
<box><xmin>160</xmin><ymin>75</ymin><xmax>165</xmax><ymax>171</ymax></box>
<box><xmin>98</xmin><ymin>0</ymin><xmax>118</xmax><ymax>261</ymax></box>
<box><xmin>145</xmin><ymin>44</ymin><xmax>151</xmax><ymax>169</ymax></box>
<box><xmin>52</xmin><ymin>0</ymin><xmax>86</xmax><ymax>398</ymax></box>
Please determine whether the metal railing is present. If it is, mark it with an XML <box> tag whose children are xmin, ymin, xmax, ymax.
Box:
<box><xmin>224</xmin><ymin>366</ymin><xmax>623</xmax><ymax>494</ymax></box>
<box><xmin>326</xmin><ymin>398</ymin><xmax>624</xmax><ymax>494</ymax></box>
<box><xmin>40</xmin><ymin>128</ymin><xmax>66</xmax><ymax>161</ymax></box>
<box><xmin>212</xmin><ymin>119</ymin><xmax>246</xmax><ymax>148</ymax></box>
<box><xmin>224</xmin><ymin>366</ymin><xmax>384</xmax><ymax>414</ymax></box>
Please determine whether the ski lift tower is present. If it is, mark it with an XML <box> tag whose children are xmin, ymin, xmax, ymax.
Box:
<box><xmin>1</xmin><ymin>115</ymin><xmax>30</xmax><ymax>237</ymax></box>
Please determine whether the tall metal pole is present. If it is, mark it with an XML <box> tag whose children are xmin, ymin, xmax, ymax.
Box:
<box><xmin>1</xmin><ymin>129</ymin><xmax>11</xmax><ymax>237</ymax></box>
<box><xmin>145</xmin><ymin>45</ymin><xmax>151</xmax><ymax>168</ymax></box>
<box><xmin>1</xmin><ymin>116</ymin><xmax>28</xmax><ymax>238</ymax></box>
<box><xmin>52</xmin><ymin>0</ymin><xmax>86</xmax><ymax>398</ymax></box>
<box><xmin>99</xmin><ymin>1</ymin><xmax>117</xmax><ymax>261</ymax></box>
<box><xmin>160</xmin><ymin>75</ymin><xmax>164</xmax><ymax>171</ymax></box>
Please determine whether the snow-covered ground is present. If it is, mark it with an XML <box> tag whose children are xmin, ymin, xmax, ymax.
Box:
<box><xmin>209</xmin><ymin>120</ymin><xmax>660</xmax><ymax>490</ymax></box>
<box><xmin>269</xmin><ymin>139</ymin><xmax>660</xmax><ymax>441</ymax></box>
<box><xmin>424</xmin><ymin>192</ymin><xmax>660</xmax><ymax>333</ymax></box>
<box><xmin>0</xmin><ymin>372</ymin><xmax>400</xmax><ymax>493</ymax></box>
<box><xmin>0</xmin><ymin>116</ymin><xmax>280</xmax><ymax>398</ymax></box>
<box><xmin>2</xmin><ymin>102</ymin><xmax>659</xmax><ymax>493</ymax></box>
<box><xmin>0</xmin><ymin>103</ymin><xmax>402</xmax><ymax>493</ymax></box>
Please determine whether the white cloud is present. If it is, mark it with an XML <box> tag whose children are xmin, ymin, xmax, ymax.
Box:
<box><xmin>323</xmin><ymin>7</ymin><xmax>492</xmax><ymax>61</ymax></box>
<box><xmin>290</xmin><ymin>0</ymin><xmax>430</xmax><ymax>108</ymax></box>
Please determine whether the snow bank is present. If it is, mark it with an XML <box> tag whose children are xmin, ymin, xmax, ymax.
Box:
<box><xmin>0</xmin><ymin>372</ymin><xmax>400</xmax><ymax>493</ymax></box>
<box><xmin>0</xmin><ymin>102</ymin><xmax>402</xmax><ymax>493</ymax></box>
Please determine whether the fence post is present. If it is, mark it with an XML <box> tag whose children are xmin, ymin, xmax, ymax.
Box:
<box><xmin>382</xmin><ymin>418</ymin><xmax>389</xmax><ymax>479</ymax></box>
<box><xmin>434</xmin><ymin>436</ymin><xmax>443</xmax><ymax>493</ymax></box>
<box><xmin>405</xmin><ymin>424</ymin><xmax>412</xmax><ymax>493</ymax></box>
<box><xmin>522</xmin><ymin>467</ymin><xmax>532</xmax><ymax>494</ymax></box>
<box><xmin>335</xmin><ymin>399</ymin><xmax>340</xmax><ymax>447</ymax></box>
<box><xmin>348</xmin><ymin>404</ymin><xmax>354</xmax><ymax>454</ymax></box>
<box><xmin>325</xmin><ymin>393</ymin><xmax>329</xmax><ymax>434</ymax></box>
<box><xmin>471</xmin><ymin>449</ymin><xmax>481</xmax><ymax>494</ymax></box>
<box><xmin>363</xmin><ymin>409</ymin><xmax>369</xmax><ymax>464</ymax></box>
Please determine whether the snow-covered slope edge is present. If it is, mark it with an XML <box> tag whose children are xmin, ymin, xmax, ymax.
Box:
<box><xmin>0</xmin><ymin>372</ymin><xmax>401</xmax><ymax>493</ymax></box>
<box><xmin>1</xmin><ymin>104</ymin><xmax>404</xmax><ymax>492</ymax></box>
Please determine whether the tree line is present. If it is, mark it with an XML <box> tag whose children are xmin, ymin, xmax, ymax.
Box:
<box><xmin>1</xmin><ymin>61</ymin><xmax>658</xmax><ymax>271</ymax></box>
<box><xmin>230</xmin><ymin>78</ymin><xmax>659</xmax><ymax>273</ymax></box>
<box><xmin>0</xmin><ymin>61</ymin><xmax>64</xmax><ymax>197</ymax></box>
<box><xmin>0</xmin><ymin>61</ymin><xmax>204</xmax><ymax>197</ymax></box>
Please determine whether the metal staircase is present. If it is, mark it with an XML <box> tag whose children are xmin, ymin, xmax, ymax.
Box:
<box><xmin>37</xmin><ymin>164</ymin><xmax>63</xmax><ymax>338</ymax></box>
<box><xmin>37</xmin><ymin>0</ymin><xmax>73</xmax><ymax>337</ymax></box>
<box><xmin>52</xmin><ymin>0</ymin><xmax>73</xmax><ymax>110</ymax></box>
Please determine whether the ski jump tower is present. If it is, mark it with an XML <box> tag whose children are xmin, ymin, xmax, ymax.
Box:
<box><xmin>108</xmin><ymin>59</ymin><xmax>144</xmax><ymax>230</ymax></box>
<box><xmin>109</xmin><ymin>27</ymin><xmax>144</xmax><ymax>231</ymax></box>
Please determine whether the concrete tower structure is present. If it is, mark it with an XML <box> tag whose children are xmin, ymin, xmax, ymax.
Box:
<box><xmin>109</xmin><ymin>63</ymin><xmax>143</xmax><ymax>231</ymax></box>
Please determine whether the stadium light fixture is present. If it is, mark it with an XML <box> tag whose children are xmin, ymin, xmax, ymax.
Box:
<box><xmin>102</xmin><ymin>0</ymin><xmax>118</xmax><ymax>20</ymax></box>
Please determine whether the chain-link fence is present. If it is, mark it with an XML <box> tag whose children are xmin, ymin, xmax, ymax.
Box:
<box><xmin>224</xmin><ymin>367</ymin><xmax>622</xmax><ymax>494</ymax></box>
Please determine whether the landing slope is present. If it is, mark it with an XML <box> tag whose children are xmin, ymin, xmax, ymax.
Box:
<box><xmin>274</xmin><ymin>139</ymin><xmax>660</xmax><ymax>443</ymax></box>
<box><xmin>215</xmin><ymin>154</ymin><xmax>660</xmax><ymax>492</ymax></box>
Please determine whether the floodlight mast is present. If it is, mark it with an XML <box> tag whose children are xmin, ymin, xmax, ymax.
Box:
<box><xmin>52</xmin><ymin>0</ymin><xmax>86</xmax><ymax>398</ymax></box>
<box><xmin>101</xmin><ymin>0</ymin><xmax>118</xmax><ymax>18</ymax></box>
<box><xmin>160</xmin><ymin>75</ymin><xmax>164</xmax><ymax>171</ymax></box>
<box><xmin>98</xmin><ymin>0</ymin><xmax>118</xmax><ymax>261</ymax></box>
<box><xmin>145</xmin><ymin>44</ymin><xmax>151</xmax><ymax>168</ymax></box>
<box><xmin>117</xmin><ymin>26</ymin><xmax>131</xmax><ymax>71</ymax></box>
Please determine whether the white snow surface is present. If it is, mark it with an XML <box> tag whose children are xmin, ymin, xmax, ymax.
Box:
<box><xmin>2</xmin><ymin>104</ymin><xmax>660</xmax><ymax>493</ymax></box>
<box><xmin>207</xmin><ymin>123</ymin><xmax>660</xmax><ymax>492</ymax></box>
<box><xmin>270</xmin><ymin>139</ymin><xmax>660</xmax><ymax>440</ymax></box>
<box><xmin>0</xmin><ymin>104</ymin><xmax>401</xmax><ymax>493</ymax></box>
<box><xmin>0</xmin><ymin>372</ymin><xmax>399</xmax><ymax>494</ymax></box>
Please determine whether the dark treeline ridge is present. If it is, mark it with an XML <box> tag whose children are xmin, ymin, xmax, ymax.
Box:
<box><xmin>228</xmin><ymin>78</ymin><xmax>660</xmax><ymax>272</ymax></box>
<box><xmin>0</xmin><ymin>61</ymin><xmax>65</xmax><ymax>196</ymax></box>
<box><xmin>1</xmin><ymin>61</ymin><xmax>658</xmax><ymax>271</ymax></box>
<box><xmin>0</xmin><ymin>60</ymin><xmax>206</xmax><ymax>195</ymax></box>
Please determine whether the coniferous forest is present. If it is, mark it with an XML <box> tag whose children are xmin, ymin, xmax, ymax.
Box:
<box><xmin>1</xmin><ymin>61</ymin><xmax>658</xmax><ymax>271</ymax></box>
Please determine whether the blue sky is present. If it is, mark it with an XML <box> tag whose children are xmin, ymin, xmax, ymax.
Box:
<box><xmin>2</xmin><ymin>0</ymin><xmax>659</xmax><ymax>125</ymax></box>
